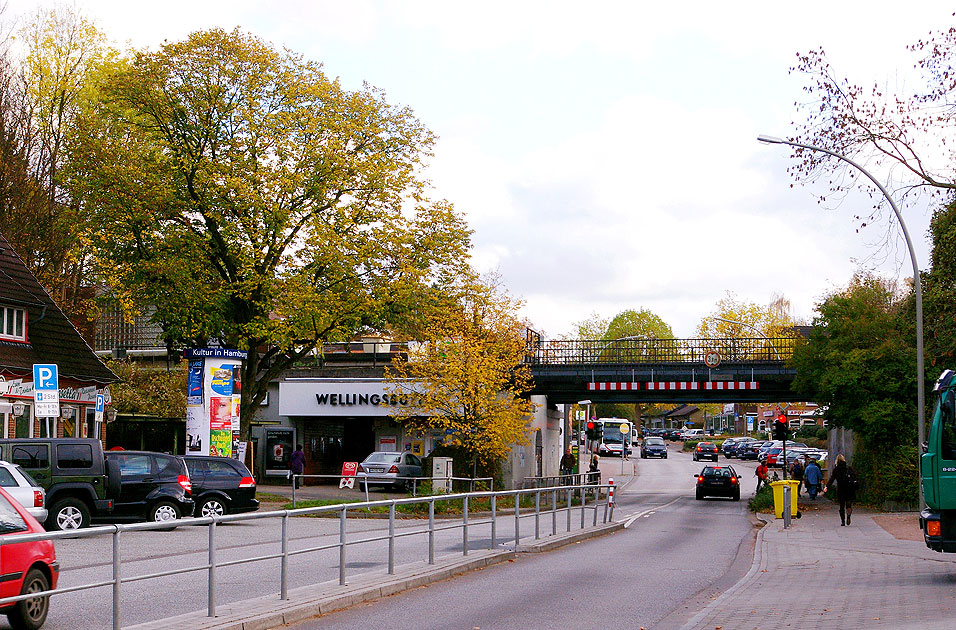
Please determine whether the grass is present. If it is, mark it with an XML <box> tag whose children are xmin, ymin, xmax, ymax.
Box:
<box><xmin>748</xmin><ymin>484</ymin><xmax>774</xmax><ymax>513</ymax></box>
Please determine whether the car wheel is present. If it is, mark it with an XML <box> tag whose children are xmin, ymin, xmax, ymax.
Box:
<box><xmin>198</xmin><ymin>497</ymin><xmax>227</xmax><ymax>518</ymax></box>
<box><xmin>150</xmin><ymin>501</ymin><xmax>182</xmax><ymax>523</ymax></box>
<box><xmin>696</xmin><ymin>489</ymin><xmax>703</xmax><ymax>500</ymax></box>
<box><xmin>733</xmin><ymin>489</ymin><xmax>741</xmax><ymax>501</ymax></box>
<box><xmin>48</xmin><ymin>497</ymin><xmax>90</xmax><ymax>531</ymax></box>
<box><xmin>6</xmin><ymin>567</ymin><xmax>50</xmax><ymax>630</ymax></box>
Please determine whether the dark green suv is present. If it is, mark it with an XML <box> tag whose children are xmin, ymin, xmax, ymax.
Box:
<box><xmin>0</xmin><ymin>438</ymin><xmax>121</xmax><ymax>530</ymax></box>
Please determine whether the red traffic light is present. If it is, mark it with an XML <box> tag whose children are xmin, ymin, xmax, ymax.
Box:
<box><xmin>586</xmin><ymin>421</ymin><xmax>595</xmax><ymax>430</ymax></box>
<box><xmin>777</xmin><ymin>414</ymin><xmax>787</xmax><ymax>424</ymax></box>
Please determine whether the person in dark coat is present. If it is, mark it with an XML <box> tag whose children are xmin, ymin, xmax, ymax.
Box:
<box><xmin>290</xmin><ymin>444</ymin><xmax>306</xmax><ymax>488</ymax></box>
<box><xmin>559</xmin><ymin>447</ymin><xmax>576</xmax><ymax>481</ymax></box>
<box><xmin>804</xmin><ymin>458</ymin><xmax>823</xmax><ymax>500</ymax></box>
<box><xmin>824</xmin><ymin>454</ymin><xmax>856</xmax><ymax>526</ymax></box>
<box><xmin>790</xmin><ymin>457</ymin><xmax>804</xmax><ymax>494</ymax></box>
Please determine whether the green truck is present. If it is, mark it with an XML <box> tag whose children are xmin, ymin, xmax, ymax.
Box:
<box><xmin>920</xmin><ymin>370</ymin><xmax>956</xmax><ymax>551</ymax></box>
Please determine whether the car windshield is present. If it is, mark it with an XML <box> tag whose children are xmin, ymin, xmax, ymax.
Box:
<box><xmin>645</xmin><ymin>438</ymin><xmax>664</xmax><ymax>446</ymax></box>
<box><xmin>0</xmin><ymin>494</ymin><xmax>27</xmax><ymax>534</ymax></box>
<box><xmin>364</xmin><ymin>453</ymin><xmax>401</xmax><ymax>464</ymax></box>
<box><xmin>702</xmin><ymin>467</ymin><xmax>730</xmax><ymax>477</ymax></box>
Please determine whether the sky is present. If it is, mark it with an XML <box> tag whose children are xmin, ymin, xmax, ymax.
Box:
<box><xmin>5</xmin><ymin>0</ymin><xmax>955</xmax><ymax>338</ymax></box>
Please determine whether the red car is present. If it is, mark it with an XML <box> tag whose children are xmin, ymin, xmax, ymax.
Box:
<box><xmin>0</xmin><ymin>486</ymin><xmax>58</xmax><ymax>629</ymax></box>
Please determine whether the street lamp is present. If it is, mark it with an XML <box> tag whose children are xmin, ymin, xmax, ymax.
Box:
<box><xmin>758</xmin><ymin>134</ymin><xmax>925</xmax><ymax>507</ymax></box>
<box><xmin>711</xmin><ymin>316</ymin><xmax>780</xmax><ymax>359</ymax></box>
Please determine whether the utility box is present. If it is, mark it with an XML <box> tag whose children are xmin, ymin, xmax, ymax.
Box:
<box><xmin>432</xmin><ymin>457</ymin><xmax>453</xmax><ymax>493</ymax></box>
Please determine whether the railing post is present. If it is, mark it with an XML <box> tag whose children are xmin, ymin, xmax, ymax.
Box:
<box><xmin>280</xmin><ymin>512</ymin><xmax>289</xmax><ymax>600</ymax></box>
<box><xmin>388</xmin><ymin>503</ymin><xmax>396</xmax><ymax>574</ymax></box>
<box><xmin>580</xmin><ymin>484</ymin><xmax>586</xmax><ymax>529</ymax></box>
<box><xmin>535</xmin><ymin>490</ymin><xmax>540</xmax><ymax>539</ymax></box>
<box><xmin>491</xmin><ymin>494</ymin><xmax>497</xmax><ymax>549</ymax></box>
<box><xmin>514</xmin><ymin>491</ymin><xmax>521</xmax><ymax>550</ymax></box>
<box><xmin>428</xmin><ymin>499</ymin><xmax>435</xmax><ymax>564</ymax></box>
<box><xmin>339</xmin><ymin>507</ymin><xmax>347</xmax><ymax>585</ymax></box>
<box><xmin>552</xmin><ymin>489</ymin><xmax>557</xmax><ymax>535</ymax></box>
<box><xmin>112</xmin><ymin>526</ymin><xmax>121</xmax><ymax>630</ymax></box>
<box><xmin>566</xmin><ymin>488</ymin><xmax>572</xmax><ymax>531</ymax></box>
<box><xmin>462</xmin><ymin>495</ymin><xmax>469</xmax><ymax>556</ymax></box>
<box><xmin>208</xmin><ymin>517</ymin><xmax>217</xmax><ymax>618</ymax></box>
<box><xmin>292</xmin><ymin>476</ymin><xmax>296</xmax><ymax>508</ymax></box>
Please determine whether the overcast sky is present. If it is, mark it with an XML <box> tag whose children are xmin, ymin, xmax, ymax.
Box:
<box><xmin>7</xmin><ymin>1</ymin><xmax>954</xmax><ymax>338</ymax></box>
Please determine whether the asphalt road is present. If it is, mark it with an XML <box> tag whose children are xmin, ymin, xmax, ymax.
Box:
<box><xmin>287</xmin><ymin>443</ymin><xmax>759</xmax><ymax>630</ymax></box>
<box><xmin>6</xmin><ymin>442</ymin><xmax>759</xmax><ymax>629</ymax></box>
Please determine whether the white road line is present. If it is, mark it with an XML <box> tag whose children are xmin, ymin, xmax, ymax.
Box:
<box><xmin>621</xmin><ymin>496</ymin><xmax>683</xmax><ymax>528</ymax></box>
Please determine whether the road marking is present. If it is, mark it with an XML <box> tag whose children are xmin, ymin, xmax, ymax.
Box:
<box><xmin>621</xmin><ymin>496</ymin><xmax>683</xmax><ymax>528</ymax></box>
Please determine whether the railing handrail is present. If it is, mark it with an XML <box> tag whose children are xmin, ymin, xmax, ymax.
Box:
<box><xmin>524</xmin><ymin>336</ymin><xmax>798</xmax><ymax>365</ymax></box>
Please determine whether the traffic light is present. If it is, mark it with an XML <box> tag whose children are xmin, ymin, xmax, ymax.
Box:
<box><xmin>773</xmin><ymin>414</ymin><xmax>789</xmax><ymax>441</ymax></box>
<box><xmin>585</xmin><ymin>421</ymin><xmax>601</xmax><ymax>441</ymax></box>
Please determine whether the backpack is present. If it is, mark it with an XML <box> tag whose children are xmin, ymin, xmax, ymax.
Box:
<box><xmin>846</xmin><ymin>467</ymin><xmax>860</xmax><ymax>493</ymax></box>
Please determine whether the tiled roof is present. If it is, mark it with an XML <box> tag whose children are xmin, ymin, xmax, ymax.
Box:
<box><xmin>0</xmin><ymin>233</ymin><xmax>116</xmax><ymax>384</ymax></box>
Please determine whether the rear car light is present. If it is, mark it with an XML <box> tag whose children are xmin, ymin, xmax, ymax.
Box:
<box><xmin>34</xmin><ymin>490</ymin><xmax>43</xmax><ymax>507</ymax></box>
<box><xmin>238</xmin><ymin>476</ymin><xmax>256</xmax><ymax>488</ymax></box>
<box><xmin>388</xmin><ymin>465</ymin><xmax>399</xmax><ymax>473</ymax></box>
<box><xmin>927</xmin><ymin>520</ymin><xmax>942</xmax><ymax>537</ymax></box>
<box><xmin>730</xmin><ymin>477</ymin><xmax>738</xmax><ymax>485</ymax></box>
<box><xmin>696</xmin><ymin>447</ymin><xmax>701</xmax><ymax>452</ymax></box>
<box><xmin>178</xmin><ymin>474</ymin><xmax>192</xmax><ymax>494</ymax></box>
<box><xmin>697</xmin><ymin>476</ymin><xmax>704</xmax><ymax>484</ymax></box>
<box><xmin>357</xmin><ymin>464</ymin><xmax>365</xmax><ymax>473</ymax></box>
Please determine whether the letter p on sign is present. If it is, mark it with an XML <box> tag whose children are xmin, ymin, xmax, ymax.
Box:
<box><xmin>34</xmin><ymin>365</ymin><xmax>57</xmax><ymax>390</ymax></box>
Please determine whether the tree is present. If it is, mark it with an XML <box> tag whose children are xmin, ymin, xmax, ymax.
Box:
<box><xmin>695</xmin><ymin>292</ymin><xmax>800</xmax><ymax>361</ymax></box>
<box><xmin>106</xmin><ymin>360</ymin><xmax>186</xmax><ymax>417</ymax></box>
<box><xmin>385</xmin><ymin>277</ymin><xmax>534</xmax><ymax>470</ymax></box>
<box><xmin>791</xmin><ymin>272</ymin><xmax>917</xmax><ymax>504</ymax></box>
<box><xmin>922</xmin><ymin>200</ymin><xmax>956</xmax><ymax>371</ymax></box>
<box><xmin>68</xmin><ymin>29</ymin><xmax>471</xmax><ymax>437</ymax></box>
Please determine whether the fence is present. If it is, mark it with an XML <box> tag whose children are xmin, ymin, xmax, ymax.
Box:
<box><xmin>518</xmin><ymin>471</ymin><xmax>601</xmax><ymax>489</ymax></box>
<box><xmin>525</xmin><ymin>336</ymin><xmax>798</xmax><ymax>365</ymax></box>
<box><xmin>289</xmin><ymin>473</ymin><xmax>495</xmax><ymax>506</ymax></box>
<box><xmin>0</xmin><ymin>482</ymin><xmax>612</xmax><ymax>630</ymax></box>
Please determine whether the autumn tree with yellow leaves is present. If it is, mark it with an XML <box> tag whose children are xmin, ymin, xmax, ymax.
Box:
<box><xmin>386</xmin><ymin>278</ymin><xmax>535</xmax><ymax>470</ymax></box>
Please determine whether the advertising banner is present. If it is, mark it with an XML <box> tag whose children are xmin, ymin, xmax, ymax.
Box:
<box><xmin>186</xmin><ymin>406</ymin><xmax>206</xmax><ymax>453</ymax></box>
<box><xmin>265</xmin><ymin>428</ymin><xmax>294</xmax><ymax>475</ymax></box>
<box><xmin>184</xmin><ymin>349</ymin><xmax>247</xmax><ymax>459</ymax></box>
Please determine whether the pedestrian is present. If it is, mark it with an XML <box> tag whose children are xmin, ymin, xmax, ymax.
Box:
<box><xmin>290</xmin><ymin>444</ymin><xmax>305</xmax><ymax>489</ymax></box>
<box><xmin>790</xmin><ymin>456</ymin><xmax>804</xmax><ymax>495</ymax></box>
<box><xmin>588</xmin><ymin>453</ymin><xmax>600</xmax><ymax>484</ymax></box>
<box><xmin>560</xmin><ymin>446</ymin><xmax>576</xmax><ymax>481</ymax></box>
<box><xmin>804</xmin><ymin>458</ymin><xmax>823</xmax><ymax>500</ymax></box>
<box><xmin>824</xmin><ymin>454</ymin><xmax>857</xmax><ymax>526</ymax></box>
<box><xmin>755</xmin><ymin>461</ymin><xmax>769</xmax><ymax>492</ymax></box>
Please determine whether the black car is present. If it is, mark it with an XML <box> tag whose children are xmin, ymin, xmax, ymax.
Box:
<box><xmin>105</xmin><ymin>451</ymin><xmax>194</xmax><ymax>524</ymax></box>
<box><xmin>695</xmin><ymin>465</ymin><xmax>741</xmax><ymax>501</ymax></box>
<box><xmin>662</xmin><ymin>429</ymin><xmax>683</xmax><ymax>441</ymax></box>
<box><xmin>738</xmin><ymin>441</ymin><xmax>767</xmax><ymax>460</ymax></box>
<box><xmin>692</xmin><ymin>442</ymin><xmax>719</xmax><ymax>462</ymax></box>
<box><xmin>726</xmin><ymin>439</ymin><xmax>756</xmax><ymax>458</ymax></box>
<box><xmin>183</xmin><ymin>455</ymin><xmax>260</xmax><ymax>517</ymax></box>
<box><xmin>640</xmin><ymin>437</ymin><xmax>668</xmax><ymax>459</ymax></box>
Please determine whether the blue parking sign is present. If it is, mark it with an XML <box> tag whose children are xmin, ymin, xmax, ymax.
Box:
<box><xmin>33</xmin><ymin>364</ymin><xmax>60</xmax><ymax>417</ymax></box>
<box><xmin>34</xmin><ymin>364</ymin><xmax>58</xmax><ymax>390</ymax></box>
<box><xmin>95</xmin><ymin>394</ymin><xmax>105</xmax><ymax>414</ymax></box>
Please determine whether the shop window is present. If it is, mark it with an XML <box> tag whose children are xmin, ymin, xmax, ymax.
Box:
<box><xmin>13</xmin><ymin>405</ymin><xmax>31</xmax><ymax>438</ymax></box>
<box><xmin>0</xmin><ymin>306</ymin><xmax>25</xmax><ymax>341</ymax></box>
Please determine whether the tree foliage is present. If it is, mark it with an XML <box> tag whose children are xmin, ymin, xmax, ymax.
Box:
<box><xmin>695</xmin><ymin>291</ymin><xmax>798</xmax><ymax>339</ymax></box>
<box><xmin>68</xmin><ymin>29</ymin><xmax>471</xmax><ymax>435</ymax></box>
<box><xmin>106</xmin><ymin>360</ymin><xmax>186</xmax><ymax>417</ymax></box>
<box><xmin>385</xmin><ymin>277</ymin><xmax>534</xmax><ymax>468</ymax></box>
<box><xmin>923</xmin><ymin>199</ymin><xmax>956</xmax><ymax>370</ymax></box>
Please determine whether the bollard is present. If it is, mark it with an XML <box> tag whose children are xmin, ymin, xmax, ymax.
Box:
<box><xmin>783</xmin><ymin>485</ymin><xmax>791</xmax><ymax>529</ymax></box>
<box><xmin>608</xmin><ymin>478</ymin><xmax>615</xmax><ymax>520</ymax></box>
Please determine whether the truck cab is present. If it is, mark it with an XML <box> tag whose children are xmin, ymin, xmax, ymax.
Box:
<box><xmin>920</xmin><ymin>369</ymin><xmax>956</xmax><ymax>552</ymax></box>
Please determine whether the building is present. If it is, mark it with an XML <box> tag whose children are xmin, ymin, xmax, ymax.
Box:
<box><xmin>0</xmin><ymin>233</ymin><xmax>116</xmax><ymax>439</ymax></box>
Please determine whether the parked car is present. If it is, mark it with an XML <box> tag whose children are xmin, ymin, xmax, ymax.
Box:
<box><xmin>355</xmin><ymin>452</ymin><xmax>424</xmax><ymax>490</ymax></box>
<box><xmin>640</xmin><ymin>437</ymin><xmax>668</xmax><ymax>459</ymax></box>
<box><xmin>662</xmin><ymin>429</ymin><xmax>683</xmax><ymax>441</ymax></box>
<box><xmin>0</xmin><ymin>485</ymin><xmax>59</xmax><ymax>629</ymax></box>
<box><xmin>725</xmin><ymin>438</ymin><xmax>756</xmax><ymax>458</ymax></box>
<box><xmin>183</xmin><ymin>456</ymin><xmax>259</xmax><ymax>518</ymax></box>
<box><xmin>693</xmin><ymin>442</ymin><xmax>719</xmax><ymax>462</ymax></box>
<box><xmin>695</xmin><ymin>465</ymin><xmax>741</xmax><ymax>501</ymax></box>
<box><xmin>0</xmin><ymin>438</ymin><xmax>121</xmax><ymax>531</ymax></box>
<box><xmin>105</xmin><ymin>451</ymin><xmax>194</xmax><ymax>524</ymax></box>
<box><xmin>739</xmin><ymin>441</ymin><xmax>769</xmax><ymax>460</ymax></box>
<box><xmin>721</xmin><ymin>437</ymin><xmax>742</xmax><ymax>457</ymax></box>
<box><xmin>0</xmin><ymin>461</ymin><xmax>47</xmax><ymax>523</ymax></box>
<box><xmin>680</xmin><ymin>429</ymin><xmax>705</xmax><ymax>441</ymax></box>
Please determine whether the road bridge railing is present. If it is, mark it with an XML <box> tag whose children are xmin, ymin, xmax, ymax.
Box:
<box><xmin>0</xmin><ymin>482</ymin><xmax>614</xmax><ymax>630</ymax></box>
<box><xmin>526</xmin><ymin>336</ymin><xmax>798</xmax><ymax>365</ymax></box>
<box><xmin>289</xmin><ymin>473</ymin><xmax>495</xmax><ymax>506</ymax></box>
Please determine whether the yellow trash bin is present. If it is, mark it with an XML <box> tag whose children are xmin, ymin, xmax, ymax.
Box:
<box><xmin>770</xmin><ymin>479</ymin><xmax>800</xmax><ymax>519</ymax></box>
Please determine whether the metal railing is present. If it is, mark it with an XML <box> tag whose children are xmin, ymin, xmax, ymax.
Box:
<box><xmin>0</xmin><ymin>482</ymin><xmax>612</xmax><ymax>630</ymax></box>
<box><xmin>525</xmin><ymin>337</ymin><xmax>798</xmax><ymax>365</ymax></box>
<box><xmin>289</xmin><ymin>474</ymin><xmax>495</xmax><ymax>506</ymax></box>
<box><xmin>518</xmin><ymin>471</ymin><xmax>601</xmax><ymax>489</ymax></box>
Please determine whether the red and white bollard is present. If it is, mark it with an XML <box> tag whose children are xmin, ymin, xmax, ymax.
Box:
<box><xmin>608</xmin><ymin>478</ymin><xmax>615</xmax><ymax>504</ymax></box>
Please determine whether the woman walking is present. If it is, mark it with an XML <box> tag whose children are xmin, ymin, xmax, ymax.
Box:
<box><xmin>824</xmin><ymin>454</ymin><xmax>857</xmax><ymax>526</ymax></box>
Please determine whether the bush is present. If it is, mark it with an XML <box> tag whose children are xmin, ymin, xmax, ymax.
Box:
<box><xmin>748</xmin><ymin>484</ymin><xmax>774</xmax><ymax>513</ymax></box>
<box><xmin>850</xmin><ymin>438</ymin><xmax>918</xmax><ymax>507</ymax></box>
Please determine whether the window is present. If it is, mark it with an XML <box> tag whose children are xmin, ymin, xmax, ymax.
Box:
<box><xmin>11</xmin><ymin>444</ymin><xmax>48</xmax><ymax>470</ymax></box>
<box><xmin>0</xmin><ymin>468</ymin><xmax>17</xmax><ymax>486</ymax></box>
<box><xmin>0</xmin><ymin>306</ymin><xmax>25</xmax><ymax>341</ymax></box>
<box><xmin>110</xmin><ymin>453</ymin><xmax>152</xmax><ymax>476</ymax></box>
<box><xmin>57</xmin><ymin>443</ymin><xmax>93</xmax><ymax>469</ymax></box>
<box><xmin>0</xmin><ymin>493</ymin><xmax>27</xmax><ymax>533</ymax></box>
<box><xmin>205</xmin><ymin>459</ymin><xmax>239</xmax><ymax>478</ymax></box>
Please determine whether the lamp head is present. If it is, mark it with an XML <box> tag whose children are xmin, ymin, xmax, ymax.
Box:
<box><xmin>757</xmin><ymin>134</ymin><xmax>785</xmax><ymax>144</ymax></box>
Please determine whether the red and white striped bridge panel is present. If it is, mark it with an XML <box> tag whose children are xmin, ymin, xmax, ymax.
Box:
<box><xmin>589</xmin><ymin>381</ymin><xmax>759</xmax><ymax>391</ymax></box>
<box><xmin>587</xmin><ymin>382</ymin><xmax>641</xmax><ymax>391</ymax></box>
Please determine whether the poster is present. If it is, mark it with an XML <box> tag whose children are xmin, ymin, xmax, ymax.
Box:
<box><xmin>187</xmin><ymin>360</ymin><xmax>204</xmax><ymax>406</ymax></box>
<box><xmin>184</xmin><ymin>349</ymin><xmax>247</xmax><ymax>458</ymax></box>
<box><xmin>266</xmin><ymin>428</ymin><xmax>294</xmax><ymax>474</ymax></box>
<box><xmin>379</xmin><ymin>436</ymin><xmax>397</xmax><ymax>452</ymax></box>
<box><xmin>210</xmin><ymin>364</ymin><xmax>234</xmax><ymax>396</ymax></box>
<box><xmin>210</xmin><ymin>397</ymin><xmax>232</xmax><ymax>457</ymax></box>
<box><xmin>186</xmin><ymin>406</ymin><xmax>206</xmax><ymax>453</ymax></box>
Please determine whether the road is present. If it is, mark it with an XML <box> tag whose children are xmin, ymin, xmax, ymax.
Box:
<box><xmin>6</xmin><ymin>441</ymin><xmax>759</xmax><ymax>629</ymax></box>
<box><xmin>287</xmin><ymin>443</ymin><xmax>760</xmax><ymax>630</ymax></box>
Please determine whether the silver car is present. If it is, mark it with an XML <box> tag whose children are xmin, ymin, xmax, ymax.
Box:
<box><xmin>0</xmin><ymin>460</ymin><xmax>48</xmax><ymax>523</ymax></box>
<box><xmin>355</xmin><ymin>451</ymin><xmax>424</xmax><ymax>490</ymax></box>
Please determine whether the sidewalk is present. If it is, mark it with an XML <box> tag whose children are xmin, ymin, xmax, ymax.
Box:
<box><xmin>681</xmin><ymin>496</ymin><xmax>956</xmax><ymax>630</ymax></box>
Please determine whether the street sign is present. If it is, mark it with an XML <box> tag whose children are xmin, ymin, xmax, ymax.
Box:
<box><xmin>704</xmin><ymin>350</ymin><xmax>721</xmax><ymax>368</ymax></box>
<box><xmin>340</xmin><ymin>461</ymin><xmax>358</xmax><ymax>489</ymax></box>
<box><xmin>33</xmin><ymin>364</ymin><xmax>59</xmax><ymax>418</ymax></box>
<box><xmin>619</xmin><ymin>422</ymin><xmax>629</xmax><ymax>434</ymax></box>
<box><xmin>95</xmin><ymin>393</ymin><xmax>105</xmax><ymax>424</ymax></box>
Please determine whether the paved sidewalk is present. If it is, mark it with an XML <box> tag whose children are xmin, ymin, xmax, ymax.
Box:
<box><xmin>681</xmin><ymin>498</ymin><xmax>956</xmax><ymax>630</ymax></box>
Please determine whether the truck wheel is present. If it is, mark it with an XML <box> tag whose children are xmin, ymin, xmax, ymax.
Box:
<box><xmin>6</xmin><ymin>568</ymin><xmax>50</xmax><ymax>630</ymax></box>
<box><xmin>48</xmin><ymin>498</ymin><xmax>90</xmax><ymax>531</ymax></box>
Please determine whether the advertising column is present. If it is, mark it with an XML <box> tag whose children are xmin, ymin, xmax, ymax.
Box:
<box><xmin>185</xmin><ymin>348</ymin><xmax>247</xmax><ymax>458</ymax></box>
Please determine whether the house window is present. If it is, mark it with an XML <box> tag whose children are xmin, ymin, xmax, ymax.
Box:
<box><xmin>0</xmin><ymin>307</ymin><xmax>25</xmax><ymax>341</ymax></box>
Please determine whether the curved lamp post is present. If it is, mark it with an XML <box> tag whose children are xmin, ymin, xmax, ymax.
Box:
<box><xmin>758</xmin><ymin>134</ymin><xmax>925</xmax><ymax>507</ymax></box>
<box><xmin>711</xmin><ymin>316</ymin><xmax>780</xmax><ymax>359</ymax></box>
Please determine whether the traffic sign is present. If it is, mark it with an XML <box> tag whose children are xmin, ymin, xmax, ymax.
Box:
<box><xmin>33</xmin><ymin>364</ymin><xmax>59</xmax><ymax>418</ymax></box>
<box><xmin>704</xmin><ymin>350</ymin><xmax>721</xmax><ymax>368</ymax></box>
<box><xmin>619</xmin><ymin>422</ymin><xmax>629</xmax><ymax>434</ymax></box>
<box><xmin>95</xmin><ymin>393</ymin><xmax>105</xmax><ymax>424</ymax></box>
<box><xmin>340</xmin><ymin>461</ymin><xmax>358</xmax><ymax>489</ymax></box>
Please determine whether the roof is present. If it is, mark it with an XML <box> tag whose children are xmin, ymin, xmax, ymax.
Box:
<box><xmin>0</xmin><ymin>233</ymin><xmax>116</xmax><ymax>384</ymax></box>
<box><xmin>664</xmin><ymin>404</ymin><xmax>699</xmax><ymax>418</ymax></box>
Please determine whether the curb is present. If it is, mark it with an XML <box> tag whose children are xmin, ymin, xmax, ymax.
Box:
<box><xmin>126</xmin><ymin>521</ymin><xmax>624</xmax><ymax>630</ymax></box>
